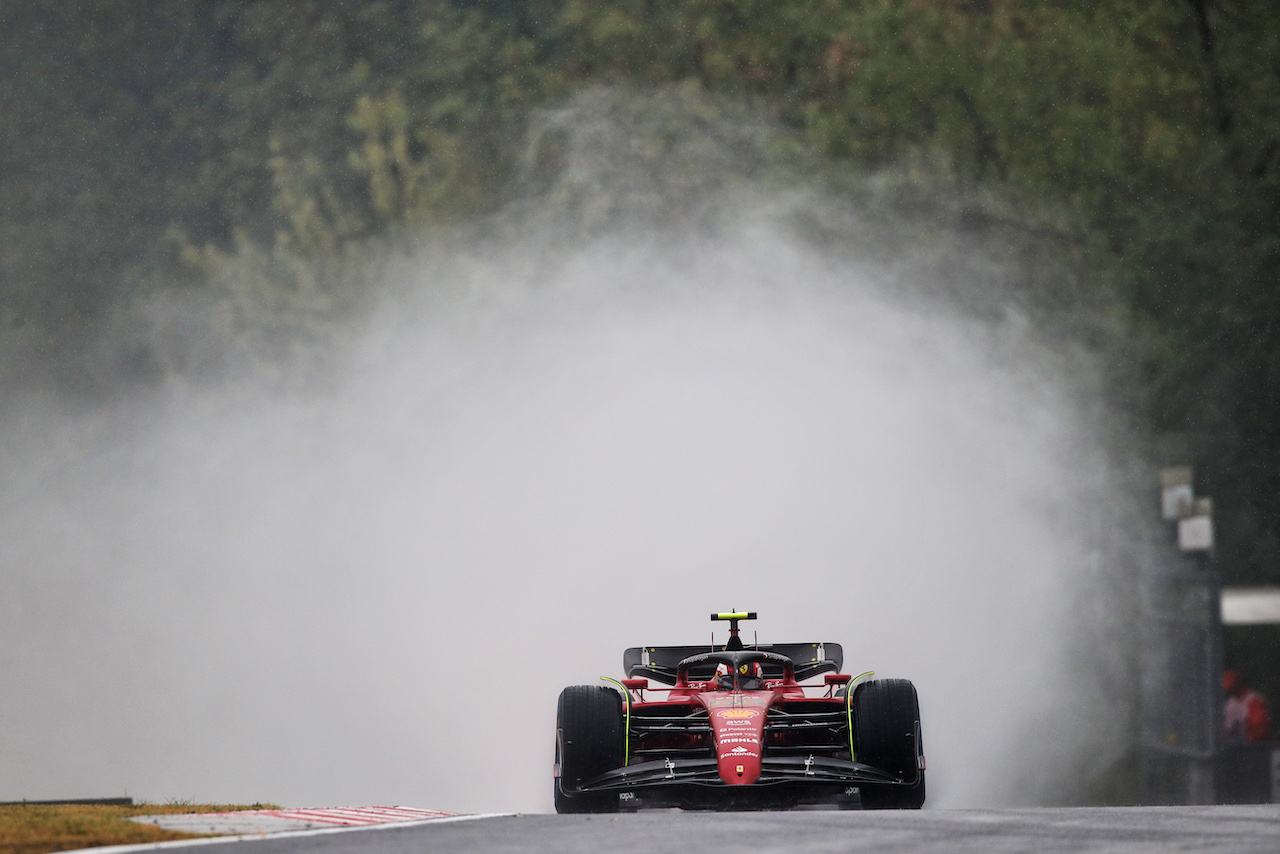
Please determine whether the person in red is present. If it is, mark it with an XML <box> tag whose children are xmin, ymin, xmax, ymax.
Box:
<box><xmin>1222</xmin><ymin>670</ymin><xmax>1271</xmax><ymax>742</ymax></box>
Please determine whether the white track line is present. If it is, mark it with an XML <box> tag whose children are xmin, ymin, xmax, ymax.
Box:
<box><xmin>72</xmin><ymin>812</ymin><xmax>515</xmax><ymax>854</ymax></box>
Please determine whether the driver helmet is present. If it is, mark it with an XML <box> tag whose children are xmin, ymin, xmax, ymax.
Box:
<box><xmin>737</xmin><ymin>661</ymin><xmax>766</xmax><ymax>690</ymax></box>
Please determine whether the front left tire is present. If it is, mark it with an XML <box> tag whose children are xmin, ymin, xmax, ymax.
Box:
<box><xmin>853</xmin><ymin>678</ymin><xmax>926</xmax><ymax>810</ymax></box>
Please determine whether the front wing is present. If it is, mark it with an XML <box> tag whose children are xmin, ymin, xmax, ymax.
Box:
<box><xmin>576</xmin><ymin>754</ymin><xmax>916</xmax><ymax>792</ymax></box>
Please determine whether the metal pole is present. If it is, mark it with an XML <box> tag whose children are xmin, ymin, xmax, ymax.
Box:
<box><xmin>1179</xmin><ymin>497</ymin><xmax>1220</xmax><ymax>804</ymax></box>
<box><xmin>1205</xmin><ymin>549</ymin><xmax>1224</xmax><ymax>804</ymax></box>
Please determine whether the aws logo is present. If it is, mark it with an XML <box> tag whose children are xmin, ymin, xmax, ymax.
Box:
<box><xmin>716</xmin><ymin>709</ymin><xmax>760</xmax><ymax>720</ymax></box>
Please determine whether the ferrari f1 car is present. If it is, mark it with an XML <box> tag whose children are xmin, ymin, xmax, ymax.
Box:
<box><xmin>554</xmin><ymin>612</ymin><xmax>925</xmax><ymax>812</ymax></box>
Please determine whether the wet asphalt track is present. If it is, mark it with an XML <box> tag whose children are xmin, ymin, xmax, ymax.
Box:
<box><xmin>234</xmin><ymin>806</ymin><xmax>1280</xmax><ymax>854</ymax></box>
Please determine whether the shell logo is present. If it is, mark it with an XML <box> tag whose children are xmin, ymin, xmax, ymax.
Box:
<box><xmin>716</xmin><ymin>709</ymin><xmax>760</xmax><ymax>719</ymax></box>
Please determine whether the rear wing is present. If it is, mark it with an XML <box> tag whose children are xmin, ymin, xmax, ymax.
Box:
<box><xmin>623</xmin><ymin>643</ymin><xmax>843</xmax><ymax>685</ymax></box>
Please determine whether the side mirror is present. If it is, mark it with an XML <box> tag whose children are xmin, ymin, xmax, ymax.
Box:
<box><xmin>824</xmin><ymin>673</ymin><xmax>852</xmax><ymax>685</ymax></box>
<box><xmin>622</xmin><ymin>678</ymin><xmax>648</xmax><ymax>690</ymax></box>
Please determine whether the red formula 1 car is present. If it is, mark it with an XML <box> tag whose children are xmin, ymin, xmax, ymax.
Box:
<box><xmin>554</xmin><ymin>612</ymin><xmax>925</xmax><ymax>812</ymax></box>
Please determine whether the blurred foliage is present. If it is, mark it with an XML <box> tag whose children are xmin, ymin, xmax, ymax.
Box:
<box><xmin>0</xmin><ymin>0</ymin><xmax>551</xmax><ymax>385</ymax></box>
<box><xmin>1</xmin><ymin>3</ymin><xmax>1278</xmax><ymax>574</ymax></box>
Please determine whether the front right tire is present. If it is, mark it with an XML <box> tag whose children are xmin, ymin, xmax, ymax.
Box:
<box><xmin>554</xmin><ymin>685</ymin><xmax>623</xmax><ymax>814</ymax></box>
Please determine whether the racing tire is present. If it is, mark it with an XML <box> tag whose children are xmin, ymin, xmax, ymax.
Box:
<box><xmin>853</xmin><ymin>678</ymin><xmax>926</xmax><ymax>810</ymax></box>
<box><xmin>554</xmin><ymin>685</ymin><xmax>624</xmax><ymax>814</ymax></box>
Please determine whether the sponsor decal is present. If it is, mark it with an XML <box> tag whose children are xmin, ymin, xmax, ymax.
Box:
<box><xmin>728</xmin><ymin>746</ymin><xmax>759</xmax><ymax>757</ymax></box>
<box><xmin>718</xmin><ymin>736</ymin><xmax>759</xmax><ymax>744</ymax></box>
<box><xmin>716</xmin><ymin>709</ymin><xmax>760</xmax><ymax>720</ymax></box>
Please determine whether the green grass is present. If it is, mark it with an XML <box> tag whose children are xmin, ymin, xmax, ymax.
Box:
<box><xmin>0</xmin><ymin>802</ymin><xmax>280</xmax><ymax>854</ymax></box>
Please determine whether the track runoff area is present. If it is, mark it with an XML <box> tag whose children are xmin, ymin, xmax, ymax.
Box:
<box><xmin>87</xmin><ymin>805</ymin><xmax>1279</xmax><ymax>854</ymax></box>
<box><xmin>88</xmin><ymin>807</ymin><xmax>504</xmax><ymax>854</ymax></box>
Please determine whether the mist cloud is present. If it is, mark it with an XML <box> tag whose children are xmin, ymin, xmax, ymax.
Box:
<box><xmin>0</xmin><ymin>90</ymin><xmax>1135</xmax><ymax>811</ymax></box>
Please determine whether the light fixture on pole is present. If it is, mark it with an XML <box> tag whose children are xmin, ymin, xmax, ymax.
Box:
<box><xmin>1161</xmin><ymin>466</ymin><xmax>1194</xmax><ymax>521</ymax></box>
<box><xmin>1178</xmin><ymin>497</ymin><xmax>1215</xmax><ymax>553</ymax></box>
